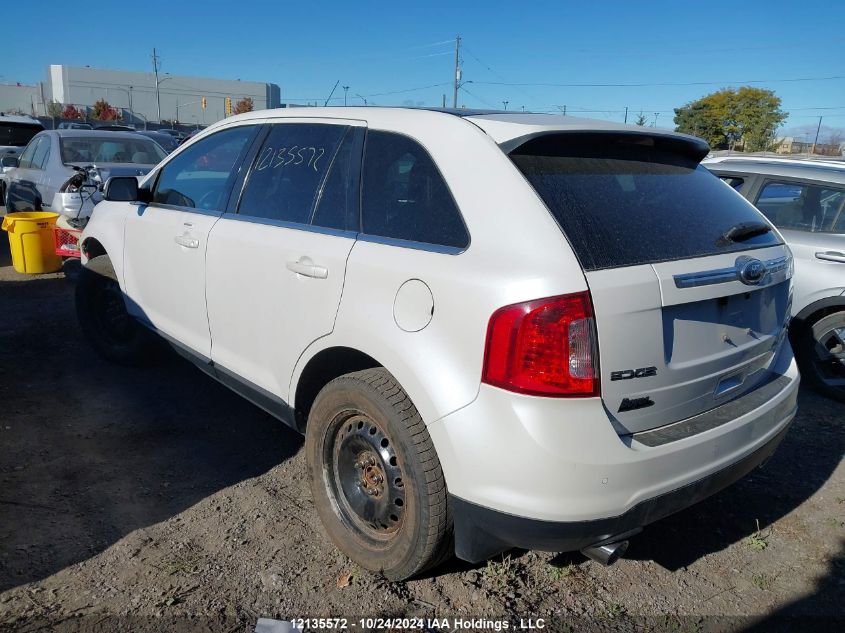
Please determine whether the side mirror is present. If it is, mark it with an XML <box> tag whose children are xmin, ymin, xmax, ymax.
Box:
<box><xmin>1</xmin><ymin>156</ymin><xmax>19</xmax><ymax>168</ymax></box>
<box><xmin>103</xmin><ymin>176</ymin><xmax>150</xmax><ymax>202</ymax></box>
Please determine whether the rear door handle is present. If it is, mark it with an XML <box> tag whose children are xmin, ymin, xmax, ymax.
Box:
<box><xmin>286</xmin><ymin>257</ymin><xmax>328</xmax><ymax>279</ymax></box>
<box><xmin>174</xmin><ymin>234</ymin><xmax>200</xmax><ymax>249</ymax></box>
<box><xmin>815</xmin><ymin>251</ymin><xmax>845</xmax><ymax>263</ymax></box>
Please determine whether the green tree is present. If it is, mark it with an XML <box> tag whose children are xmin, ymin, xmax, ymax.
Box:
<box><xmin>46</xmin><ymin>100</ymin><xmax>63</xmax><ymax>118</ymax></box>
<box><xmin>634</xmin><ymin>111</ymin><xmax>648</xmax><ymax>126</ymax></box>
<box><xmin>674</xmin><ymin>87</ymin><xmax>786</xmax><ymax>151</ymax></box>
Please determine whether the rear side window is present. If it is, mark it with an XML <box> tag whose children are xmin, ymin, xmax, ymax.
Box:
<box><xmin>361</xmin><ymin>131</ymin><xmax>469</xmax><ymax>249</ymax></box>
<box><xmin>238</xmin><ymin>123</ymin><xmax>348</xmax><ymax>224</ymax></box>
<box><xmin>756</xmin><ymin>181</ymin><xmax>845</xmax><ymax>234</ymax></box>
<box><xmin>510</xmin><ymin>135</ymin><xmax>782</xmax><ymax>271</ymax></box>
<box><xmin>153</xmin><ymin>126</ymin><xmax>256</xmax><ymax>211</ymax></box>
<box><xmin>720</xmin><ymin>176</ymin><xmax>744</xmax><ymax>191</ymax></box>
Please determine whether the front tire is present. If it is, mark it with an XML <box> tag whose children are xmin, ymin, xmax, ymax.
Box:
<box><xmin>305</xmin><ymin>368</ymin><xmax>452</xmax><ymax>581</ymax></box>
<box><xmin>75</xmin><ymin>266</ymin><xmax>155</xmax><ymax>365</ymax></box>
<box><xmin>795</xmin><ymin>311</ymin><xmax>845</xmax><ymax>402</ymax></box>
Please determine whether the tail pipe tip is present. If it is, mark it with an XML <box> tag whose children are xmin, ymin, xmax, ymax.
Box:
<box><xmin>581</xmin><ymin>539</ymin><xmax>629</xmax><ymax>566</ymax></box>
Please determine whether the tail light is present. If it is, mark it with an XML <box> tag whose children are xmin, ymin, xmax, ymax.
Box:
<box><xmin>482</xmin><ymin>291</ymin><xmax>599</xmax><ymax>397</ymax></box>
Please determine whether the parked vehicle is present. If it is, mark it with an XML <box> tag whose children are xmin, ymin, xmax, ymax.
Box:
<box><xmin>58</xmin><ymin>122</ymin><xmax>94</xmax><ymax>130</ymax></box>
<box><xmin>94</xmin><ymin>124</ymin><xmax>136</xmax><ymax>132</ymax></box>
<box><xmin>77</xmin><ymin>109</ymin><xmax>799</xmax><ymax>580</ymax></box>
<box><xmin>0</xmin><ymin>114</ymin><xmax>44</xmax><ymax>162</ymax></box>
<box><xmin>157</xmin><ymin>128</ymin><xmax>189</xmax><ymax>141</ymax></box>
<box><xmin>2</xmin><ymin>130</ymin><xmax>166</xmax><ymax>217</ymax></box>
<box><xmin>705</xmin><ymin>156</ymin><xmax>845</xmax><ymax>401</ymax></box>
<box><xmin>134</xmin><ymin>130</ymin><xmax>180</xmax><ymax>153</ymax></box>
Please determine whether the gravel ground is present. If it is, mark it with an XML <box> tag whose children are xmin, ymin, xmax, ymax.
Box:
<box><xmin>0</xmin><ymin>227</ymin><xmax>842</xmax><ymax>633</ymax></box>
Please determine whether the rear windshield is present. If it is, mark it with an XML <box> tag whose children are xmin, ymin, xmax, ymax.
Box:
<box><xmin>511</xmin><ymin>135</ymin><xmax>782</xmax><ymax>271</ymax></box>
<box><xmin>60</xmin><ymin>136</ymin><xmax>167</xmax><ymax>165</ymax></box>
<box><xmin>0</xmin><ymin>122</ymin><xmax>43</xmax><ymax>147</ymax></box>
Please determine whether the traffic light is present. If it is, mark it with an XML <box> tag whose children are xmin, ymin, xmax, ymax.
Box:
<box><xmin>225</xmin><ymin>96</ymin><xmax>232</xmax><ymax>116</ymax></box>
<box><xmin>201</xmin><ymin>97</ymin><xmax>207</xmax><ymax>110</ymax></box>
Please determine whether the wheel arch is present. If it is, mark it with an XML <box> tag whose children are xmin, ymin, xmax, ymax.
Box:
<box><xmin>792</xmin><ymin>295</ymin><xmax>845</xmax><ymax>332</ymax></box>
<box><xmin>292</xmin><ymin>345</ymin><xmax>382</xmax><ymax>431</ymax></box>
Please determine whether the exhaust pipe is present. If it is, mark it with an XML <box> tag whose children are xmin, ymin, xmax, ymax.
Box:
<box><xmin>581</xmin><ymin>540</ymin><xmax>629</xmax><ymax>566</ymax></box>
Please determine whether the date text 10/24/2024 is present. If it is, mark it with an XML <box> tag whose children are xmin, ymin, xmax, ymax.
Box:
<box><xmin>270</xmin><ymin>618</ymin><xmax>547</xmax><ymax>631</ymax></box>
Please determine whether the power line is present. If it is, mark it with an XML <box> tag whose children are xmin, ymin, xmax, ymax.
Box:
<box><xmin>365</xmin><ymin>82</ymin><xmax>452</xmax><ymax>98</ymax></box>
<box><xmin>472</xmin><ymin>75</ymin><xmax>844</xmax><ymax>88</ymax></box>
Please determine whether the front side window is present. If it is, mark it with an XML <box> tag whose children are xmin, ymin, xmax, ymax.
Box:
<box><xmin>756</xmin><ymin>180</ymin><xmax>845</xmax><ymax>233</ymax></box>
<box><xmin>361</xmin><ymin>131</ymin><xmax>469</xmax><ymax>249</ymax></box>
<box><xmin>238</xmin><ymin>123</ymin><xmax>348</xmax><ymax>224</ymax></box>
<box><xmin>153</xmin><ymin>126</ymin><xmax>256</xmax><ymax>210</ymax></box>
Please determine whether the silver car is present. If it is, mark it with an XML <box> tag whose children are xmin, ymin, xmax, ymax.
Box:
<box><xmin>1</xmin><ymin>129</ymin><xmax>167</xmax><ymax>214</ymax></box>
<box><xmin>705</xmin><ymin>156</ymin><xmax>845</xmax><ymax>401</ymax></box>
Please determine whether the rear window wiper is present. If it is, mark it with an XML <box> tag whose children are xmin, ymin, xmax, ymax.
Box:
<box><xmin>716</xmin><ymin>221</ymin><xmax>772</xmax><ymax>246</ymax></box>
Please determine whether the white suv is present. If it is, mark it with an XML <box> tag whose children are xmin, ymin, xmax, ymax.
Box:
<box><xmin>77</xmin><ymin>108</ymin><xmax>800</xmax><ymax>580</ymax></box>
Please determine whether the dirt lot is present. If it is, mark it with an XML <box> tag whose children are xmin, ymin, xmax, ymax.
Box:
<box><xmin>0</xmin><ymin>228</ymin><xmax>843</xmax><ymax>633</ymax></box>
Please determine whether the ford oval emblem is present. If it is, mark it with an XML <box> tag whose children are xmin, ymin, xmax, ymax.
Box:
<box><xmin>736</xmin><ymin>257</ymin><xmax>767</xmax><ymax>285</ymax></box>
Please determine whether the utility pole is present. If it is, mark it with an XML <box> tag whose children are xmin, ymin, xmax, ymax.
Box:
<box><xmin>442</xmin><ymin>94</ymin><xmax>446</xmax><ymax>108</ymax></box>
<box><xmin>128</xmin><ymin>86</ymin><xmax>134</xmax><ymax>123</ymax></box>
<box><xmin>452</xmin><ymin>35</ymin><xmax>461</xmax><ymax>109</ymax></box>
<box><xmin>557</xmin><ymin>105</ymin><xmax>567</xmax><ymax>116</ymax></box>
<box><xmin>152</xmin><ymin>48</ymin><xmax>162</xmax><ymax>123</ymax></box>
<box><xmin>812</xmin><ymin>116</ymin><xmax>823</xmax><ymax>154</ymax></box>
<box><xmin>624</xmin><ymin>106</ymin><xmax>628</xmax><ymax>123</ymax></box>
<box><xmin>343</xmin><ymin>85</ymin><xmax>349</xmax><ymax>106</ymax></box>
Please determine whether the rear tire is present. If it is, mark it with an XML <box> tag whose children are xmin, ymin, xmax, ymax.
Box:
<box><xmin>305</xmin><ymin>368</ymin><xmax>452</xmax><ymax>581</ymax></box>
<box><xmin>75</xmin><ymin>266</ymin><xmax>155</xmax><ymax>366</ymax></box>
<box><xmin>795</xmin><ymin>311</ymin><xmax>845</xmax><ymax>402</ymax></box>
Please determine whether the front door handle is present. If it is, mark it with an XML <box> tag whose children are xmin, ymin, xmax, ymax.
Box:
<box><xmin>816</xmin><ymin>251</ymin><xmax>845</xmax><ymax>263</ymax></box>
<box><xmin>286</xmin><ymin>257</ymin><xmax>328</xmax><ymax>279</ymax></box>
<box><xmin>174</xmin><ymin>234</ymin><xmax>200</xmax><ymax>249</ymax></box>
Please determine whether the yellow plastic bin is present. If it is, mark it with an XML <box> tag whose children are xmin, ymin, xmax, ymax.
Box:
<box><xmin>1</xmin><ymin>211</ymin><xmax>63</xmax><ymax>274</ymax></box>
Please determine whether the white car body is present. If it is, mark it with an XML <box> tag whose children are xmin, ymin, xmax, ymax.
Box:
<box><xmin>79</xmin><ymin>108</ymin><xmax>799</xmax><ymax>565</ymax></box>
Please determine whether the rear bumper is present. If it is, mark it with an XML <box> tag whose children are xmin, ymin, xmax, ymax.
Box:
<box><xmin>429</xmin><ymin>345</ymin><xmax>799</xmax><ymax>562</ymax></box>
<box><xmin>450</xmin><ymin>421</ymin><xmax>791</xmax><ymax>562</ymax></box>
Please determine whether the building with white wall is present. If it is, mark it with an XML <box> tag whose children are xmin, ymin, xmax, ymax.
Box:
<box><xmin>1</xmin><ymin>65</ymin><xmax>281</xmax><ymax>126</ymax></box>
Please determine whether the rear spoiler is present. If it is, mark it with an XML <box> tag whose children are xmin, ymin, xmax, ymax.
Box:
<box><xmin>503</xmin><ymin>130</ymin><xmax>710</xmax><ymax>163</ymax></box>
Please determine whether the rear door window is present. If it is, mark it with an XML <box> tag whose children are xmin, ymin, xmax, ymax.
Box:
<box><xmin>361</xmin><ymin>131</ymin><xmax>469</xmax><ymax>249</ymax></box>
<box><xmin>31</xmin><ymin>136</ymin><xmax>50</xmax><ymax>170</ymax></box>
<box><xmin>237</xmin><ymin>123</ymin><xmax>348</xmax><ymax>224</ymax></box>
<box><xmin>756</xmin><ymin>180</ymin><xmax>845</xmax><ymax>233</ymax></box>
<box><xmin>510</xmin><ymin>135</ymin><xmax>782</xmax><ymax>271</ymax></box>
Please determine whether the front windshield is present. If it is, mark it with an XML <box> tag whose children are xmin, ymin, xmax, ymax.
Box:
<box><xmin>60</xmin><ymin>136</ymin><xmax>167</xmax><ymax>165</ymax></box>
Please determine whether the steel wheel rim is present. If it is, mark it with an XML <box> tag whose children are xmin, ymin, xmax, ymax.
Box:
<box><xmin>324</xmin><ymin>411</ymin><xmax>406</xmax><ymax>544</ymax></box>
<box><xmin>812</xmin><ymin>324</ymin><xmax>845</xmax><ymax>389</ymax></box>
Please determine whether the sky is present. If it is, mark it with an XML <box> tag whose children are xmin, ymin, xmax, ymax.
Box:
<box><xmin>3</xmin><ymin>0</ymin><xmax>844</xmax><ymax>140</ymax></box>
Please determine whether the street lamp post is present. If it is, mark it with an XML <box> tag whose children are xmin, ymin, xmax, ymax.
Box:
<box><xmin>343</xmin><ymin>85</ymin><xmax>349</xmax><ymax>106</ymax></box>
<box><xmin>502</xmin><ymin>101</ymin><xmax>509</xmax><ymax>110</ymax></box>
